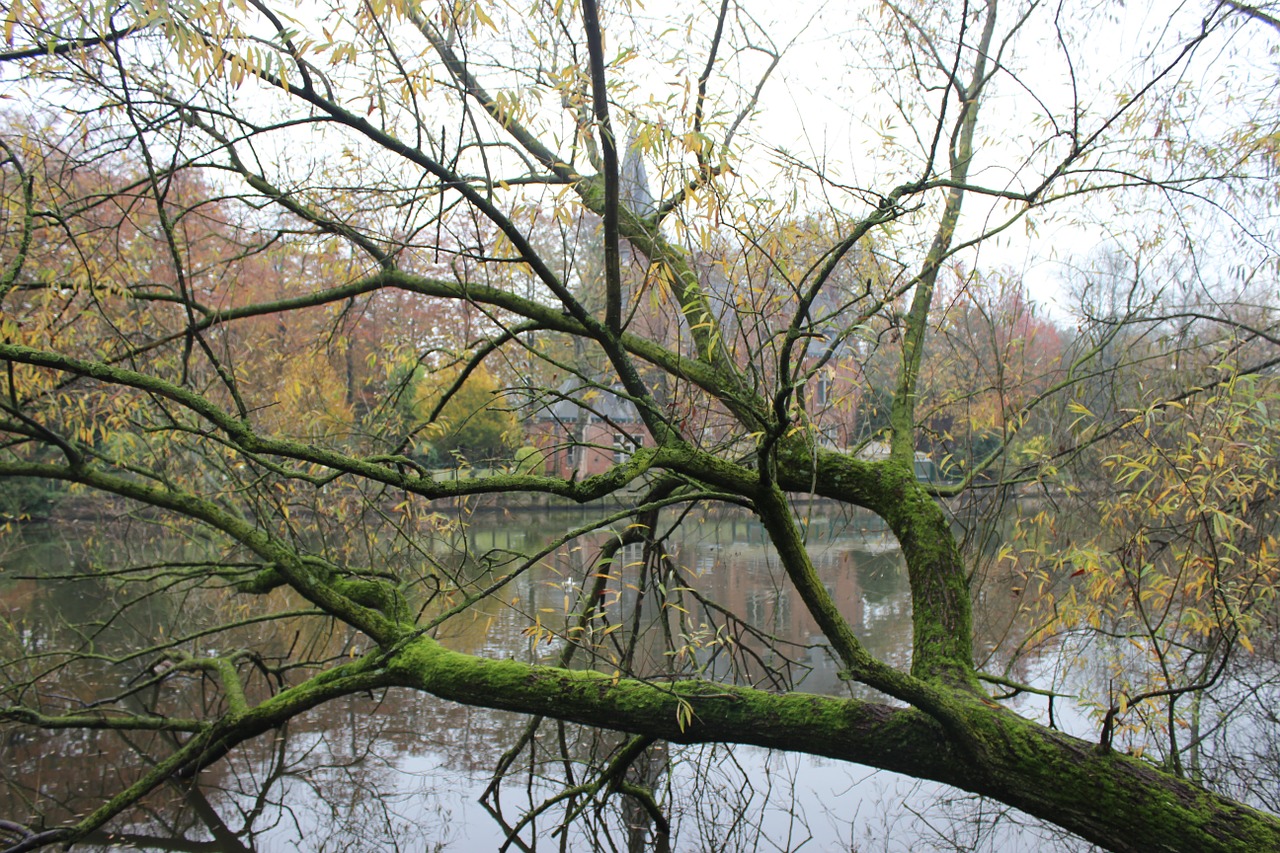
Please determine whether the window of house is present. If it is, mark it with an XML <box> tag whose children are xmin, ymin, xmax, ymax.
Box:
<box><xmin>612</xmin><ymin>432</ymin><xmax>643</xmax><ymax>464</ymax></box>
<box><xmin>815</xmin><ymin>372</ymin><xmax>830</xmax><ymax>406</ymax></box>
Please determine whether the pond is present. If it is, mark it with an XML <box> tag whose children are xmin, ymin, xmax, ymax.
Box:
<box><xmin>0</xmin><ymin>502</ymin><xmax>1246</xmax><ymax>852</ymax></box>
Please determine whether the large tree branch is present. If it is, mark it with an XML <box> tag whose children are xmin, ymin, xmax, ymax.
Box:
<box><xmin>383</xmin><ymin>635</ymin><xmax>1280</xmax><ymax>853</ymax></box>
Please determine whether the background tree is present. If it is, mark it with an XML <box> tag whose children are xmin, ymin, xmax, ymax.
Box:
<box><xmin>404</xmin><ymin>361</ymin><xmax>519</xmax><ymax>465</ymax></box>
<box><xmin>0</xmin><ymin>1</ymin><xmax>1279</xmax><ymax>852</ymax></box>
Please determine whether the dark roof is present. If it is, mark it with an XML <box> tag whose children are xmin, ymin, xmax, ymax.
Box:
<box><xmin>535</xmin><ymin>380</ymin><xmax>643</xmax><ymax>423</ymax></box>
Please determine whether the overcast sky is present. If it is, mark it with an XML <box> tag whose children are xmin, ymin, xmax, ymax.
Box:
<box><xmin>644</xmin><ymin>0</ymin><xmax>1280</xmax><ymax>314</ymax></box>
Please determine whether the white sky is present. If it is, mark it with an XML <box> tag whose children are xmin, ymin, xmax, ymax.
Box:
<box><xmin>648</xmin><ymin>0</ymin><xmax>1280</xmax><ymax>315</ymax></box>
<box><xmin>2</xmin><ymin>0</ymin><xmax>1274</xmax><ymax>319</ymax></box>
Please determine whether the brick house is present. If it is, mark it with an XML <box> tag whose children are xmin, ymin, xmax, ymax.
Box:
<box><xmin>527</xmin><ymin>380</ymin><xmax>651</xmax><ymax>480</ymax></box>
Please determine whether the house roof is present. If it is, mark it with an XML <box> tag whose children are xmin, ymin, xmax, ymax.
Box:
<box><xmin>534</xmin><ymin>379</ymin><xmax>643</xmax><ymax>424</ymax></box>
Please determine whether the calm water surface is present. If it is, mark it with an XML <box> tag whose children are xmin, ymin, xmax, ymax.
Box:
<box><xmin>1</xmin><ymin>506</ymin><xmax>1098</xmax><ymax>852</ymax></box>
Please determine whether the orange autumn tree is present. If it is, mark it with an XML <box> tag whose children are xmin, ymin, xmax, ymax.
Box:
<box><xmin>919</xmin><ymin>270</ymin><xmax>1067</xmax><ymax>478</ymax></box>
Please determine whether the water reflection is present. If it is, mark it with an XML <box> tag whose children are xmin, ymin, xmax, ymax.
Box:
<box><xmin>1</xmin><ymin>507</ymin><xmax>1097</xmax><ymax>851</ymax></box>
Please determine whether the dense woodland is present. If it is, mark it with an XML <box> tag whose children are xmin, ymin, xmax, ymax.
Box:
<box><xmin>1</xmin><ymin>0</ymin><xmax>1279</xmax><ymax>850</ymax></box>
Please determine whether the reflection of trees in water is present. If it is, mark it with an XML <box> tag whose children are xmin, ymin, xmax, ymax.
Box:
<box><xmin>470</xmin><ymin>507</ymin><xmax>930</xmax><ymax>851</ymax></box>
<box><xmin>4</xmin><ymin>695</ymin><xmax>476</xmax><ymax>852</ymax></box>
<box><xmin>0</xmin><ymin>524</ymin><xmax>446</xmax><ymax>850</ymax></box>
<box><xmin>11</xmin><ymin>505</ymin><xmax>1275</xmax><ymax>851</ymax></box>
<box><xmin>1044</xmin><ymin>631</ymin><xmax>1280</xmax><ymax>814</ymax></box>
<box><xmin>480</xmin><ymin>728</ymin><xmax>836</xmax><ymax>853</ymax></box>
<box><xmin>0</xmin><ymin>509</ymin><xmax>1012</xmax><ymax>851</ymax></box>
<box><xmin>1202</xmin><ymin>661</ymin><xmax>1280</xmax><ymax>814</ymax></box>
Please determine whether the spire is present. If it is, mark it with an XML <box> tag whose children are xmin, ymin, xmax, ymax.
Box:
<box><xmin>619</xmin><ymin>135</ymin><xmax>656</xmax><ymax>219</ymax></box>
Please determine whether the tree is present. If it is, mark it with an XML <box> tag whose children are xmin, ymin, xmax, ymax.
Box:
<box><xmin>1011</xmin><ymin>370</ymin><xmax>1280</xmax><ymax>770</ymax></box>
<box><xmin>405</xmin><ymin>361</ymin><xmax>519</xmax><ymax>464</ymax></box>
<box><xmin>1</xmin><ymin>1</ymin><xmax>1279</xmax><ymax>851</ymax></box>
